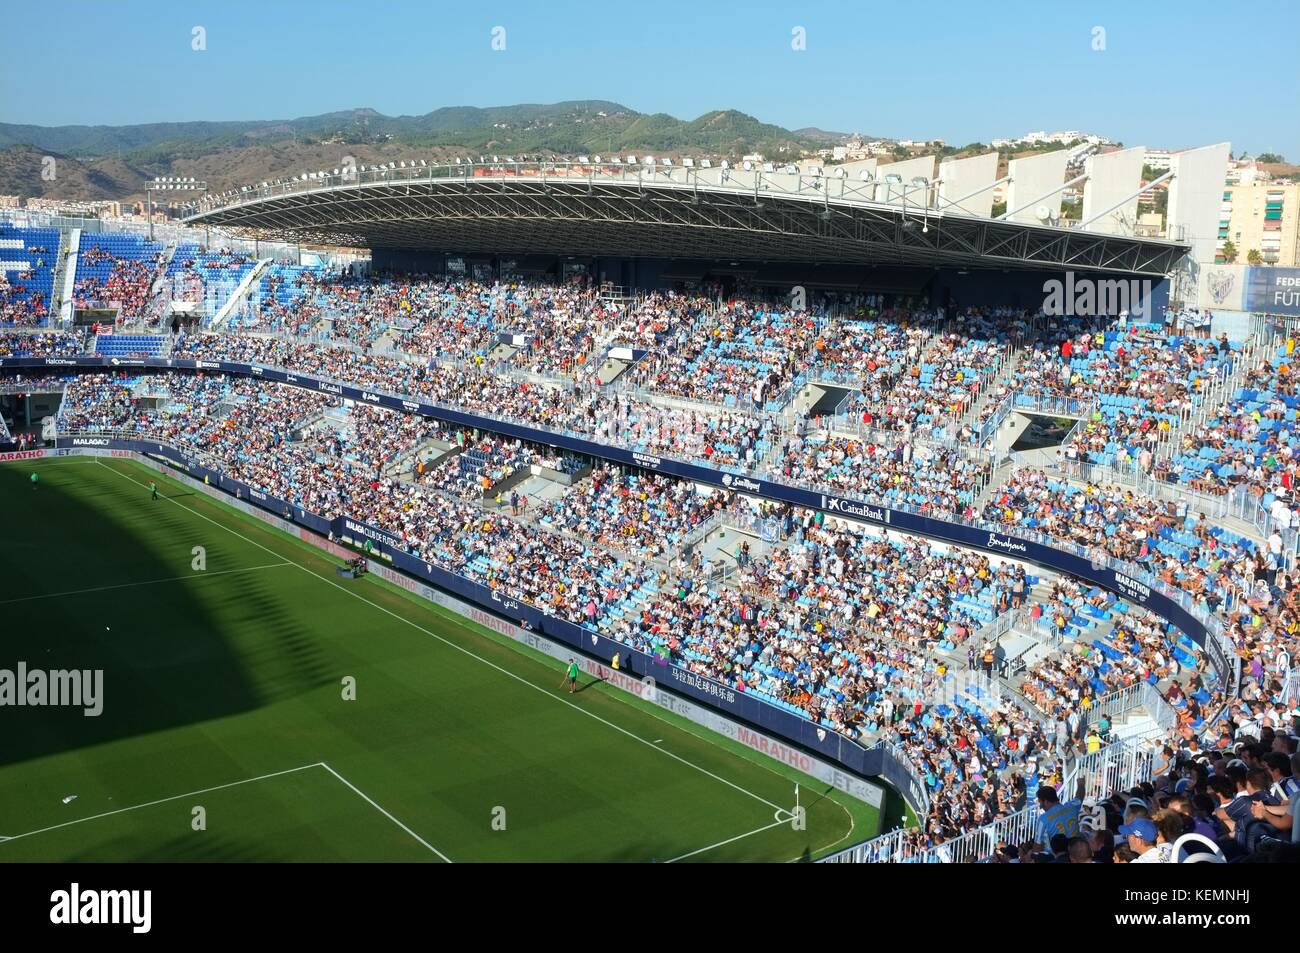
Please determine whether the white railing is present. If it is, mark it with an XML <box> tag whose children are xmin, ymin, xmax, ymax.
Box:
<box><xmin>819</xmin><ymin>730</ymin><xmax>1161</xmax><ymax>863</ymax></box>
<box><xmin>1070</xmin><ymin>733</ymin><xmax>1163</xmax><ymax>801</ymax></box>
<box><xmin>1278</xmin><ymin>670</ymin><xmax>1299</xmax><ymax>707</ymax></box>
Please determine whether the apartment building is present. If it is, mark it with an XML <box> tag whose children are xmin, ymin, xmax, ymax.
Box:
<box><xmin>1217</xmin><ymin>180</ymin><xmax>1300</xmax><ymax>266</ymax></box>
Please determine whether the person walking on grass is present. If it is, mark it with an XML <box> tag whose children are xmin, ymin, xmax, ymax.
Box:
<box><xmin>564</xmin><ymin>658</ymin><xmax>579</xmax><ymax>694</ymax></box>
<box><xmin>150</xmin><ymin>480</ymin><xmax>158</xmax><ymax>501</ymax></box>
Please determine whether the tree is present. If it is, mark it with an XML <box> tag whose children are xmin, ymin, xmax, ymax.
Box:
<box><xmin>1222</xmin><ymin>241</ymin><xmax>1238</xmax><ymax>263</ymax></box>
<box><xmin>1247</xmin><ymin>249</ymin><xmax>1263</xmax><ymax>265</ymax></box>
<box><xmin>1258</xmin><ymin>152</ymin><xmax>1285</xmax><ymax>164</ymax></box>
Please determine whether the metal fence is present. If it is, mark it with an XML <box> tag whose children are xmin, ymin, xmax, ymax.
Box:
<box><xmin>819</xmin><ymin>730</ymin><xmax>1161</xmax><ymax>863</ymax></box>
<box><xmin>1070</xmin><ymin>734</ymin><xmax>1162</xmax><ymax>801</ymax></box>
<box><xmin>1280</xmin><ymin>670</ymin><xmax>1300</xmax><ymax>707</ymax></box>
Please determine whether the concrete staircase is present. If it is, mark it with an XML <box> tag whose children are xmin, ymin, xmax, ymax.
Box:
<box><xmin>957</xmin><ymin>347</ymin><xmax>1024</xmax><ymax>434</ymax></box>
<box><xmin>373</xmin><ymin>326</ymin><xmax>405</xmax><ymax>354</ymax></box>
<box><xmin>56</xmin><ymin>229</ymin><xmax>81</xmax><ymax>327</ymax></box>
<box><xmin>973</xmin><ymin>457</ymin><xmax>1017</xmax><ymax>511</ymax></box>
<box><xmin>1110</xmin><ymin>707</ymin><xmax>1162</xmax><ymax>744</ymax></box>
<box><xmin>1152</xmin><ymin>336</ymin><xmax>1260</xmax><ymax>466</ymax></box>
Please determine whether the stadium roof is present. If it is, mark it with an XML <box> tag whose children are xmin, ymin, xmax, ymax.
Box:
<box><xmin>185</xmin><ymin>162</ymin><xmax>1190</xmax><ymax>276</ymax></box>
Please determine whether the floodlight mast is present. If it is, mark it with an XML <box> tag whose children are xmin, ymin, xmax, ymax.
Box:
<box><xmin>147</xmin><ymin>177</ymin><xmax>209</xmax><ymax>242</ymax></box>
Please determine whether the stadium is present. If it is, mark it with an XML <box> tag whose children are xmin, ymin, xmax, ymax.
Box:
<box><xmin>2</xmin><ymin>6</ymin><xmax>1299</xmax><ymax>889</ymax></box>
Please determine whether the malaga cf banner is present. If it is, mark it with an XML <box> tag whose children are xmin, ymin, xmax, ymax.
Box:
<box><xmin>1200</xmin><ymin>264</ymin><xmax>1300</xmax><ymax>317</ymax></box>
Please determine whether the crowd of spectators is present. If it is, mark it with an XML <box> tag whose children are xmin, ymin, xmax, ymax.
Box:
<box><xmin>624</xmin><ymin>299</ymin><xmax>822</xmax><ymax>408</ymax></box>
<box><xmin>0</xmin><ymin>278</ymin><xmax>50</xmax><ymax>326</ymax></box>
<box><xmin>982</xmin><ymin>468</ymin><xmax>1296</xmax><ymax>691</ymax></box>
<box><xmin>828</xmin><ymin>310</ymin><xmax>1014</xmax><ymax>438</ymax></box>
<box><xmin>776</xmin><ymin>433</ymin><xmax>988</xmax><ymax>516</ymax></box>
<box><xmin>74</xmin><ymin>244</ymin><xmax>165</xmax><ymax>319</ymax></box>
<box><xmin>536</xmin><ymin>467</ymin><xmax>729</xmax><ymax>558</ymax></box>
<box><xmin>0</xmin><ymin>330</ymin><xmax>86</xmax><ymax>357</ymax></box>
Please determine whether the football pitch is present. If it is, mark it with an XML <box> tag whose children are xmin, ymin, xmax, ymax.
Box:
<box><xmin>0</xmin><ymin>456</ymin><xmax>882</xmax><ymax>861</ymax></box>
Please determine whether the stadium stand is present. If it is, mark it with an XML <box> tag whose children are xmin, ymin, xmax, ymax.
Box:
<box><xmin>0</xmin><ymin>223</ymin><xmax>60</xmax><ymax>327</ymax></box>
<box><xmin>11</xmin><ymin>220</ymin><xmax>1299</xmax><ymax>864</ymax></box>
<box><xmin>74</xmin><ymin>234</ymin><xmax>167</xmax><ymax>319</ymax></box>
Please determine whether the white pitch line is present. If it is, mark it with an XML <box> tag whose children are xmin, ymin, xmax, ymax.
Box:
<box><xmin>663</xmin><ymin>814</ymin><xmax>793</xmax><ymax>863</ymax></box>
<box><xmin>318</xmin><ymin>762</ymin><xmax>451</xmax><ymax>862</ymax></box>
<box><xmin>97</xmin><ymin>459</ymin><xmax>786</xmax><ymax>814</ymax></box>
<box><xmin>0</xmin><ymin>762</ymin><xmax>322</xmax><ymax>846</ymax></box>
<box><xmin>0</xmin><ymin>561</ymin><xmax>292</xmax><ymax>606</ymax></box>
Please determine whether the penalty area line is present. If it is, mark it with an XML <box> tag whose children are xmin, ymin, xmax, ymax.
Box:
<box><xmin>318</xmin><ymin>762</ymin><xmax>451</xmax><ymax>863</ymax></box>
<box><xmin>0</xmin><ymin>763</ymin><xmax>323</xmax><ymax>846</ymax></box>
<box><xmin>0</xmin><ymin>561</ymin><xmax>292</xmax><ymax>606</ymax></box>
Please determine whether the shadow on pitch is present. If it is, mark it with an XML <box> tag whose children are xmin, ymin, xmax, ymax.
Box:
<box><xmin>0</xmin><ymin>462</ymin><xmax>268</xmax><ymax>769</ymax></box>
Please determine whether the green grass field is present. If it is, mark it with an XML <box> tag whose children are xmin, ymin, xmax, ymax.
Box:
<box><xmin>0</xmin><ymin>456</ymin><xmax>880</xmax><ymax>861</ymax></box>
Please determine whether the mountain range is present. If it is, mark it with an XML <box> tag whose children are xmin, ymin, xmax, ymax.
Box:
<box><xmin>0</xmin><ymin>101</ymin><xmax>861</xmax><ymax>203</ymax></box>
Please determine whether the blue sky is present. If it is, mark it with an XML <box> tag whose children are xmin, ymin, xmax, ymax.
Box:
<box><xmin>2</xmin><ymin>0</ymin><xmax>1297</xmax><ymax>158</ymax></box>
